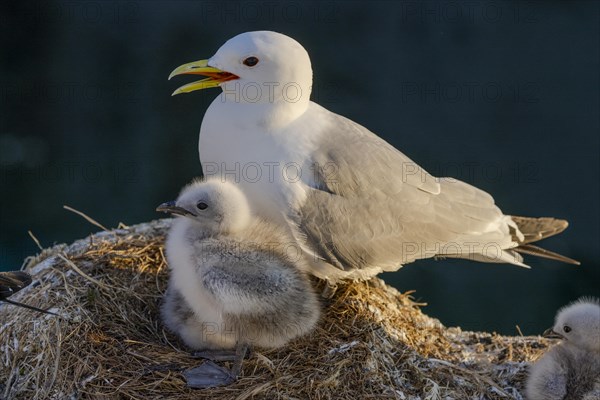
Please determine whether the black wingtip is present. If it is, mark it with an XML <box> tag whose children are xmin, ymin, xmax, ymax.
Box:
<box><xmin>514</xmin><ymin>244</ymin><xmax>580</xmax><ymax>265</ymax></box>
<box><xmin>2</xmin><ymin>298</ymin><xmax>60</xmax><ymax>316</ymax></box>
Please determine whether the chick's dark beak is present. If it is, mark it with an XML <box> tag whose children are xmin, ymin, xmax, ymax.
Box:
<box><xmin>543</xmin><ymin>328</ymin><xmax>564</xmax><ymax>339</ymax></box>
<box><xmin>156</xmin><ymin>201</ymin><xmax>194</xmax><ymax>217</ymax></box>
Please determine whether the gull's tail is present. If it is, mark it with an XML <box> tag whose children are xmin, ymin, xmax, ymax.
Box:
<box><xmin>510</xmin><ymin>216</ymin><xmax>580</xmax><ymax>265</ymax></box>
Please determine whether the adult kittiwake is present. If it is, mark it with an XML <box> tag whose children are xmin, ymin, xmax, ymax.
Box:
<box><xmin>169</xmin><ymin>31</ymin><xmax>579</xmax><ymax>283</ymax></box>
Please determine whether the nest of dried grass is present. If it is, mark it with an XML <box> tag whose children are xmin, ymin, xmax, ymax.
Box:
<box><xmin>0</xmin><ymin>219</ymin><xmax>551</xmax><ymax>399</ymax></box>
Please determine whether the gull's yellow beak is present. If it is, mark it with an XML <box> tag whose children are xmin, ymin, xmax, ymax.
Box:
<box><xmin>168</xmin><ymin>59</ymin><xmax>239</xmax><ymax>96</ymax></box>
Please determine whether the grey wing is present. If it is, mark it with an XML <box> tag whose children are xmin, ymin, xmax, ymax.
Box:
<box><xmin>200</xmin><ymin>257</ymin><xmax>309</xmax><ymax>315</ymax></box>
<box><xmin>293</xmin><ymin>111</ymin><xmax>518</xmax><ymax>277</ymax></box>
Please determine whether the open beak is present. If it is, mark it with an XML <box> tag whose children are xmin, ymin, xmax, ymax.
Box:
<box><xmin>156</xmin><ymin>201</ymin><xmax>194</xmax><ymax>217</ymax></box>
<box><xmin>168</xmin><ymin>59</ymin><xmax>239</xmax><ymax>96</ymax></box>
<box><xmin>543</xmin><ymin>328</ymin><xmax>564</xmax><ymax>340</ymax></box>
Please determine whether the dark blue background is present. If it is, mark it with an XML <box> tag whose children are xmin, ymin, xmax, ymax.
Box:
<box><xmin>1</xmin><ymin>1</ymin><xmax>598</xmax><ymax>334</ymax></box>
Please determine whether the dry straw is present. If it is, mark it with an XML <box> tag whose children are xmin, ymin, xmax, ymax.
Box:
<box><xmin>0</xmin><ymin>219</ymin><xmax>551</xmax><ymax>399</ymax></box>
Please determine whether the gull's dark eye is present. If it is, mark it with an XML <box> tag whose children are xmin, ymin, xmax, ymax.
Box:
<box><xmin>196</xmin><ymin>202</ymin><xmax>208</xmax><ymax>210</ymax></box>
<box><xmin>563</xmin><ymin>325</ymin><xmax>572</xmax><ymax>333</ymax></box>
<box><xmin>243</xmin><ymin>56</ymin><xmax>259</xmax><ymax>67</ymax></box>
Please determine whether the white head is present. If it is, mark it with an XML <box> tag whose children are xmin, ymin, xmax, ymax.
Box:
<box><xmin>169</xmin><ymin>31</ymin><xmax>313</xmax><ymax>107</ymax></box>
<box><xmin>545</xmin><ymin>297</ymin><xmax>600</xmax><ymax>352</ymax></box>
<box><xmin>157</xmin><ymin>179</ymin><xmax>251</xmax><ymax>234</ymax></box>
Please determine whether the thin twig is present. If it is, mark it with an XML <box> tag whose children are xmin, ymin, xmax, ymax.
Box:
<box><xmin>57</xmin><ymin>253</ymin><xmax>113</xmax><ymax>291</ymax></box>
<box><xmin>63</xmin><ymin>205</ymin><xmax>109</xmax><ymax>231</ymax></box>
<box><xmin>28</xmin><ymin>231</ymin><xmax>43</xmax><ymax>251</ymax></box>
<box><xmin>516</xmin><ymin>325</ymin><xmax>524</xmax><ymax>337</ymax></box>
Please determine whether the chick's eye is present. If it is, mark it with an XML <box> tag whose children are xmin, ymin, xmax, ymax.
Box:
<box><xmin>243</xmin><ymin>56</ymin><xmax>259</xmax><ymax>67</ymax></box>
<box><xmin>563</xmin><ymin>325</ymin><xmax>571</xmax><ymax>333</ymax></box>
<box><xmin>196</xmin><ymin>202</ymin><xmax>208</xmax><ymax>210</ymax></box>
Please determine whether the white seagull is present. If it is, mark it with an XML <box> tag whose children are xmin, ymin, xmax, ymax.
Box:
<box><xmin>169</xmin><ymin>31</ymin><xmax>578</xmax><ymax>283</ymax></box>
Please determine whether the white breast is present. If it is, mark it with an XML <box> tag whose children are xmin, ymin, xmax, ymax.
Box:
<box><xmin>165</xmin><ymin>218</ymin><xmax>223</xmax><ymax>326</ymax></box>
<box><xmin>199</xmin><ymin>98</ymin><xmax>327</xmax><ymax>224</ymax></box>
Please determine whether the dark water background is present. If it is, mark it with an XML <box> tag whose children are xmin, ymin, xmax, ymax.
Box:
<box><xmin>1</xmin><ymin>1</ymin><xmax>598</xmax><ymax>335</ymax></box>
